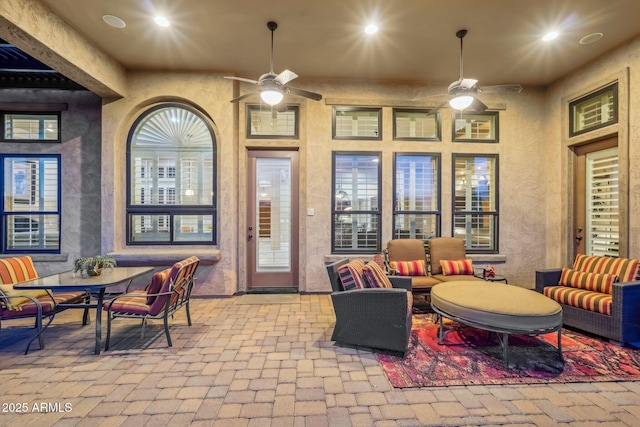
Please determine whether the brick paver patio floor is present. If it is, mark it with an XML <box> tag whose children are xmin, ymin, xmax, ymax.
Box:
<box><xmin>1</xmin><ymin>294</ymin><xmax>640</xmax><ymax>426</ymax></box>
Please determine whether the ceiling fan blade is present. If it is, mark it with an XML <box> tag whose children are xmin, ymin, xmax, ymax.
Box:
<box><xmin>275</xmin><ymin>69</ymin><xmax>298</xmax><ymax>85</ymax></box>
<box><xmin>478</xmin><ymin>84</ymin><xmax>523</xmax><ymax>93</ymax></box>
<box><xmin>470</xmin><ymin>96</ymin><xmax>488</xmax><ymax>112</ymax></box>
<box><xmin>224</xmin><ymin>76</ymin><xmax>260</xmax><ymax>85</ymax></box>
<box><xmin>285</xmin><ymin>86</ymin><xmax>323</xmax><ymax>101</ymax></box>
<box><xmin>230</xmin><ymin>92</ymin><xmax>256</xmax><ymax>103</ymax></box>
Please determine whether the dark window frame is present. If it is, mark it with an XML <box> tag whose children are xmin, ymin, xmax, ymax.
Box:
<box><xmin>332</xmin><ymin>107</ymin><xmax>382</xmax><ymax>141</ymax></box>
<box><xmin>126</xmin><ymin>103</ymin><xmax>217</xmax><ymax>246</ymax></box>
<box><xmin>392</xmin><ymin>152</ymin><xmax>442</xmax><ymax>242</ymax></box>
<box><xmin>331</xmin><ymin>151</ymin><xmax>382</xmax><ymax>254</ymax></box>
<box><xmin>1</xmin><ymin>111</ymin><xmax>62</xmax><ymax>143</ymax></box>
<box><xmin>569</xmin><ymin>82</ymin><xmax>618</xmax><ymax>137</ymax></box>
<box><xmin>392</xmin><ymin>109</ymin><xmax>441</xmax><ymax>141</ymax></box>
<box><xmin>452</xmin><ymin>111</ymin><xmax>499</xmax><ymax>143</ymax></box>
<box><xmin>451</xmin><ymin>153</ymin><xmax>499</xmax><ymax>254</ymax></box>
<box><xmin>246</xmin><ymin>104</ymin><xmax>300</xmax><ymax>139</ymax></box>
<box><xmin>1</xmin><ymin>154</ymin><xmax>62</xmax><ymax>254</ymax></box>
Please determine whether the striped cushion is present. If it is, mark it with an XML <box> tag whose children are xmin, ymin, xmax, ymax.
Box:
<box><xmin>362</xmin><ymin>262</ymin><xmax>393</xmax><ymax>288</ymax></box>
<box><xmin>559</xmin><ymin>268</ymin><xmax>617</xmax><ymax>294</ymax></box>
<box><xmin>0</xmin><ymin>291</ymin><xmax>86</xmax><ymax>318</ymax></box>
<box><xmin>543</xmin><ymin>285</ymin><xmax>612</xmax><ymax>316</ymax></box>
<box><xmin>337</xmin><ymin>260</ymin><xmax>366</xmax><ymax>290</ymax></box>
<box><xmin>145</xmin><ymin>268</ymin><xmax>171</xmax><ymax>305</ymax></box>
<box><xmin>103</xmin><ymin>292</ymin><xmax>151</xmax><ymax>316</ymax></box>
<box><xmin>388</xmin><ymin>260</ymin><xmax>427</xmax><ymax>276</ymax></box>
<box><xmin>439</xmin><ymin>259</ymin><xmax>474</xmax><ymax>276</ymax></box>
<box><xmin>0</xmin><ymin>256</ymin><xmax>46</xmax><ymax>310</ymax></box>
<box><xmin>573</xmin><ymin>254</ymin><xmax>640</xmax><ymax>283</ymax></box>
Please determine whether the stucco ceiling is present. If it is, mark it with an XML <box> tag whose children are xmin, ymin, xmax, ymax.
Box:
<box><xmin>7</xmin><ymin>0</ymin><xmax>640</xmax><ymax>90</ymax></box>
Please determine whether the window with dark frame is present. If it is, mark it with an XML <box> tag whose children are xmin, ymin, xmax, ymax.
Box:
<box><xmin>452</xmin><ymin>111</ymin><xmax>499</xmax><ymax>143</ymax></box>
<box><xmin>452</xmin><ymin>154</ymin><xmax>499</xmax><ymax>253</ymax></box>
<box><xmin>569</xmin><ymin>82</ymin><xmax>618</xmax><ymax>137</ymax></box>
<box><xmin>1</xmin><ymin>155</ymin><xmax>61</xmax><ymax>253</ymax></box>
<box><xmin>246</xmin><ymin>104</ymin><xmax>299</xmax><ymax>138</ymax></box>
<box><xmin>332</xmin><ymin>152</ymin><xmax>381</xmax><ymax>253</ymax></box>
<box><xmin>332</xmin><ymin>107</ymin><xmax>382</xmax><ymax>140</ymax></box>
<box><xmin>2</xmin><ymin>112</ymin><xmax>61</xmax><ymax>142</ymax></box>
<box><xmin>393</xmin><ymin>153</ymin><xmax>441</xmax><ymax>242</ymax></box>
<box><xmin>127</xmin><ymin>104</ymin><xmax>217</xmax><ymax>245</ymax></box>
<box><xmin>393</xmin><ymin>109</ymin><xmax>441</xmax><ymax>141</ymax></box>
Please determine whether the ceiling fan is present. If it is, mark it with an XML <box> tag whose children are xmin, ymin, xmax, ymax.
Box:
<box><xmin>433</xmin><ymin>29</ymin><xmax>522</xmax><ymax>112</ymax></box>
<box><xmin>225</xmin><ymin>21</ymin><xmax>322</xmax><ymax>107</ymax></box>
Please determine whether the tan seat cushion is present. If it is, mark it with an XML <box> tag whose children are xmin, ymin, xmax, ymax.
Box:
<box><xmin>409</xmin><ymin>275</ymin><xmax>442</xmax><ymax>290</ymax></box>
<box><xmin>431</xmin><ymin>281</ymin><xmax>562</xmax><ymax>331</ymax></box>
<box><xmin>428</xmin><ymin>238</ymin><xmax>466</xmax><ymax>275</ymax></box>
<box><xmin>431</xmin><ymin>274</ymin><xmax>484</xmax><ymax>283</ymax></box>
<box><xmin>386</xmin><ymin>239</ymin><xmax>426</xmax><ymax>263</ymax></box>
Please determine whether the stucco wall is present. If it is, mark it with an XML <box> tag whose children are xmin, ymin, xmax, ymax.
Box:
<box><xmin>0</xmin><ymin>89</ymin><xmax>102</xmax><ymax>276</ymax></box>
<box><xmin>544</xmin><ymin>34</ymin><xmax>640</xmax><ymax>267</ymax></box>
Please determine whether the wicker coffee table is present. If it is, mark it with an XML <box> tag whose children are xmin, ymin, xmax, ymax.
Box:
<box><xmin>430</xmin><ymin>281</ymin><xmax>563</xmax><ymax>367</ymax></box>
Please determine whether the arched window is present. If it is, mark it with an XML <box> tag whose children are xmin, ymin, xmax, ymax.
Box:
<box><xmin>126</xmin><ymin>104</ymin><xmax>216</xmax><ymax>245</ymax></box>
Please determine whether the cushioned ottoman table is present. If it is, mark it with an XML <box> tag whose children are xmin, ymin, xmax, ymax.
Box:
<box><xmin>430</xmin><ymin>281</ymin><xmax>563</xmax><ymax>367</ymax></box>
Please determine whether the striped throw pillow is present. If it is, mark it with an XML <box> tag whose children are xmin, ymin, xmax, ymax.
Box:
<box><xmin>559</xmin><ymin>268</ymin><xmax>617</xmax><ymax>294</ymax></box>
<box><xmin>388</xmin><ymin>260</ymin><xmax>427</xmax><ymax>276</ymax></box>
<box><xmin>362</xmin><ymin>262</ymin><xmax>393</xmax><ymax>288</ymax></box>
<box><xmin>337</xmin><ymin>260</ymin><xmax>366</xmax><ymax>290</ymax></box>
<box><xmin>439</xmin><ymin>259</ymin><xmax>473</xmax><ymax>276</ymax></box>
<box><xmin>573</xmin><ymin>254</ymin><xmax>640</xmax><ymax>283</ymax></box>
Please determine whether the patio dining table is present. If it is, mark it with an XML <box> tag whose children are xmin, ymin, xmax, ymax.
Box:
<box><xmin>14</xmin><ymin>266</ymin><xmax>153</xmax><ymax>354</ymax></box>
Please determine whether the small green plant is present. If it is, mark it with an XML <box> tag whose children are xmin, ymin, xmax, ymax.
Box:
<box><xmin>74</xmin><ymin>255</ymin><xmax>116</xmax><ymax>277</ymax></box>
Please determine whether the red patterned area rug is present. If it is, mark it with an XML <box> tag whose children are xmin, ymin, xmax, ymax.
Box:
<box><xmin>377</xmin><ymin>314</ymin><xmax>640</xmax><ymax>388</ymax></box>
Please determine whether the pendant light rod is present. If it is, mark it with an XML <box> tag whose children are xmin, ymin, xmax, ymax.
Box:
<box><xmin>456</xmin><ymin>29</ymin><xmax>467</xmax><ymax>80</ymax></box>
<box><xmin>267</xmin><ymin>21</ymin><xmax>278</xmax><ymax>74</ymax></box>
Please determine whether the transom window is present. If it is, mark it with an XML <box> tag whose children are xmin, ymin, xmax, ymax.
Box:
<box><xmin>393</xmin><ymin>153</ymin><xmax>441</xmax><ymax>241</ymax></box>
<box><xmin>127</xmin><ymin>104</ymin><xmax>216</xmax><ymax>245</ymax></box>
<box><xmin>452</xmin><ymin>154</ymin><xmax>498</xmax><ymax>253</ymax></box>
<box><xmin>247</xmin><ymin>104</ymin><xmax>299</xmax><ymax>138</ymax></box>
<box><xmin>333</xmin><ymin>107</ymin><xmax>382</xmax><ymax>140</ymax></box>
<box><xmin>1</xmin><ymin>155</ymin><xmax>61</xmax><ymax>253</ymax></box>
<box><xmin>569</xmin><ymin>82</ymin><xmax>618</xmax><ymax>137</ymax></box>
<box><xmin>2</xmin><ymin>113</ymin><xmax>60</xmax><ymax>142</ymax></box>
<box><xmin>393</xmin><ymin>109</ymin><xmax>440</xmax><ymax>141</ymax></box>
<box><xmin>452</xmin><ymin>112</ymin><xmax>499</xmax><ymax>142</ymax></box>
<box><xmin>332</xmin><ymin>152</ymin><xmax>381</xmax><ymax>253</ymax></box>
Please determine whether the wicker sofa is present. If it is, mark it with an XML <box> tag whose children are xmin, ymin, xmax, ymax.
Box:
<box><xmin>325</xmin><ymin>259</ymin><xmax>412</xmax><ymax>354</ymax></box>
<box><xmin>535</xmin><ymin>254</ymin><xmax>640</xmax><ymax>345</ymax></box>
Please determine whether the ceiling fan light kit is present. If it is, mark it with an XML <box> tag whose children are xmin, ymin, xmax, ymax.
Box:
<box><xmin>449</xmin><ymin>95</ymin><xmax>474</xmax><ymax>111</ymax></box>
<box><xmin>261</xmin><ymin>90</ymin><xmax>284</xmax><ymax>106</ymax></box>
<box><xmin>225</xmin><ymin>21</ymin><xmax>322</xmax><ymax>106</ymax></box>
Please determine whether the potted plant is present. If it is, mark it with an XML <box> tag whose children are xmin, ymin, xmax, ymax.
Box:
<box><xmin>74</xmin><ymin>255</ymin><xmax>117</xmax><ymax>277</ymax></box>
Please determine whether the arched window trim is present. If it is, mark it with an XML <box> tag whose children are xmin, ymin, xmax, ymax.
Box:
<box><xmin>126</xmin><ymin>103</ymin><xmax>217</xmax><ymax>245</ymax></box>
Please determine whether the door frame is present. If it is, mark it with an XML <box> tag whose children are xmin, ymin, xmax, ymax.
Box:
<box><xmin>246</xmin><ymin>149</ymin><xmax>299</xmax><ymax>291</ymax></box>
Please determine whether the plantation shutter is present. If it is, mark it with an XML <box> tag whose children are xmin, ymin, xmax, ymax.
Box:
<box><xmin>586</xmin><ymin>147</ymin><xmax>619</xmax><ymax>256</ymax></box>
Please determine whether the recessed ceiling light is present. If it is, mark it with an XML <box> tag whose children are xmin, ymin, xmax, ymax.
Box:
<box><xmin>365</xmin><ymin>24</ymin><xmax>378</xmax><ymax>34</ymax></box>
<box><xmin>542</xmin><ymin>31</ymin><xmax>559</xmax><ymax>41</ymax></box>
<box><xmin>579</xmin><ymin>32</ymin><xmax>603</xmax><ymax>45</ymax></box>
<box><xmin>102</xmin><ymin>14</ymin><xmax>126</xmax><ymax>29</ymax></box>
<box><xmin>154</xmin><ymin>16</ymin><xmax>170</xmax><ymax>27</ymax></box>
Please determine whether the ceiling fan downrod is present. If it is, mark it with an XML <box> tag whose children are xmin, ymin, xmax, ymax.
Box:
<box><xmin>267</xmin><ymin>21</ymin><xmax>278</xmax><ymax>74</ymax></box>
<box><xmin>456</xmin><ymin>29</ymin><xmax>467</xmax><ymax>81</ymax></box>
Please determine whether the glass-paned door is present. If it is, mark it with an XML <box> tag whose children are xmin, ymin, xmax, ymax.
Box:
<box><xmin>247</xmin><ymin>150</ymin><xmax>299</xmax><ymax>290</ymax></box>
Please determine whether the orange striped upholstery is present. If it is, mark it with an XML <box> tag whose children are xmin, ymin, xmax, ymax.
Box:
<box><xmin>559</xmin><ymin>268</ymin><xmax>617</xmax><ymax>294</ymax></box>
<box><xmin>0</xmin><ymin>256</ymin><xmax>39</xmax><ymax>284</ymax></box>
<box><xmin>544</xmin><ymin>285</ymin><xmax>612</xmax><ymax>315</ymax></box>
<box><xmin>388</xmin><ymin>260</ymin><xmax>427</xmax><ymax>276</ymax></box>
<box><xmin>573</xmin><ymin>254</ymin><xmax>640</xmax><ymax>283</ymax></box>
<box><xmin>439</xmin><ymin>259</ymin><xmax>474</xmax><ymax>276</ymax></box>
<box><xmin>0</xmin><ymin>256</ymin><xmax>48</xmax><ymax>310</ymax></box>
